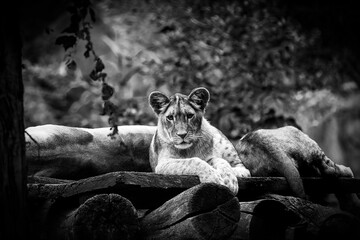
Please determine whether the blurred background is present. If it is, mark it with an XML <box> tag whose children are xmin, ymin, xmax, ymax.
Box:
<box><xmin>20</xmin><ymin>0</ymin><xmax>359</xmax><ymax>175</ymax></box>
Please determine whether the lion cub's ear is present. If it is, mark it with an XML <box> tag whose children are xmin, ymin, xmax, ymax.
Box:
<box><xmin>188</xmin><ymin>87</ymin><xmax>210</xmax><ymax>111</ymax></box>
<box><xmin>149</xmin><ymin>91</ymin><xmax>170</xmax><ymax>115</ymax></box>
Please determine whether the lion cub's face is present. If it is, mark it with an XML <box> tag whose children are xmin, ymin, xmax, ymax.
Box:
<box><xmin>149</xmin><ymin>87</ymin><xmax>210</xmax><ymax>149</ymax></box>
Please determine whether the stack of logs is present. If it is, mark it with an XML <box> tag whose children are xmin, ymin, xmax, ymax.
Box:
<box><xmin>27</xmin><ymin>172</ymin><xmax>360</xmax><ymax>240</ymax></box>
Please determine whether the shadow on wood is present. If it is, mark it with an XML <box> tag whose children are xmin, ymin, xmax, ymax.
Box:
<box><xmin>265</xmin><ymin>194</ymin><xmax>360</xmax><ymax>240</ymax></box>
<box><xmin>229</xmin><ymin>199</ymin><xmax>299</xmax><ymax>240</ymax></box>
<box><xmin>140</xmin><ymin>183</ymin><xmax>240</xmax><ymax>240</ymax></box>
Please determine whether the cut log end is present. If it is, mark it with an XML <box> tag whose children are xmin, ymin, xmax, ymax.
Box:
<box><xmin>73</xmin><ymin>194</ymin><xmax>139</xmax><ymax>240</ymax></box>
<box><xmin>51</xmin><ymin>194</ymin><xmax>140</xmax><ymax>240</ymax></box>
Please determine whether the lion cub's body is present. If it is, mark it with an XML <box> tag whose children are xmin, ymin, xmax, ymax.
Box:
<box><xmin>149</xmin><ymin>88</ymin><xmax>250</xmax><ymax>194</ymax></box>
<box><xmin>150</xmin><ymin>119</ymin><xmax>240</xmax><ymax>170</ymax></box>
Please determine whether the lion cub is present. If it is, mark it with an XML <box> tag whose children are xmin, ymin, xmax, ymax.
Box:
<box><xmin>148</xmin><ymin>87</ymin><xmax>250</xmax><ymax>194</ymax></box>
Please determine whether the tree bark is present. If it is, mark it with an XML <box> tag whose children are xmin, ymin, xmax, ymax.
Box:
<box><xmin>0</xmin><ymin>1</ymin><xmax>27</xmax><ymax>239</ymax></box>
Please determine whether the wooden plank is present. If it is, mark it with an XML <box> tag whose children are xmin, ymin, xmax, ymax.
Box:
<box><xmin>28</xmin><ymin>173</ymin><xmax>360</xmax><ymax>193</ymax></box>
<box><xmin>238</xmin><ymin>177</ymin><xmax>360</xmax><ymax>197</ymax></box>
<box><xmin>28</xmin><ymin>172</ymin><xmax>360</xmax><ymax>208</ymax></box>
<box><xmin>28</xmin><ymin>172</ymin><xmax>199</xmax><ymax>198</ymax></box>
<box><xmin>28</xmin><ymin>172</ymin><xmax>199</xmax><ymax>209</ymax></box>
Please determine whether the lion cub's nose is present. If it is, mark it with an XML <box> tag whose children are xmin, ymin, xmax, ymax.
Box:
<box><xmin>177</xmin><ymin>132</ymin><xmax>187</xmax><ymax>139</ymax></box>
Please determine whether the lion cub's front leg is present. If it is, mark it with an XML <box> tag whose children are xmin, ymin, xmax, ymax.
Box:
<box><xmin>155</xmin><ymin>157</ymin><xmax>238</xmax><ymax>194</ymax></box>
<box><xmin>207</xmin><ymin>157</ymin><xmax>239</xmax><ymax>194</ymax></box>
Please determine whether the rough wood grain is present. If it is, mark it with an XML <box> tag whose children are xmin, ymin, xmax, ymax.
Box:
<box><xmin>140</xmin><ymin>183</ymin><xmax>240</xmax><ymax>240</ymax></box>
<box><xmin>28</xmin><ymin>172</ymin><xmax>360</xmax><ymax>202</ymax></box>
<box><xmin>265</xmin><ymin>194</ymin><xmax>360</xmax><ymax>240</ymax></box>
<box><xmin>46</xmin><ymin>194</ymin><xmax>139</xmax><ymax>240</ymax></box>
<box><xmin>28</xmin><ymin>171</ymin><xmax>199</xmax><ymax>209</ymax></box>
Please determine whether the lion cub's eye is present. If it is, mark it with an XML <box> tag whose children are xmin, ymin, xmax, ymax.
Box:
<box><xmin>187</xmin><ymin>113</ymin><xmax>194</xmax><ymax>119</ymax></box>
<box><xmin>166</xmin><ymin>115</ymin><xmax>174</xmax><ymax>121</ymax></box>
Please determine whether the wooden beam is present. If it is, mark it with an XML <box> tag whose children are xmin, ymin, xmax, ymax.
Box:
<box><xmin>28</xmin><ymin>172</ymin><xmax>360</xmax><ymax>208</ymax></box>
<box><xmin>237</xmin><ymin>177</ymin><xmax>360</xmax><ymax>197</ymax></box>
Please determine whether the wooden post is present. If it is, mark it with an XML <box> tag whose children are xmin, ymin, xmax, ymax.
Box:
<box><xmin>46</xmin><ymin>194</ymin><xmax>139</xmax><ymax>240</ymax></box>
<box><xmin>140</xmin><ymin>183</ymin><xmax>240</xmax><ymax>240</ymax></box>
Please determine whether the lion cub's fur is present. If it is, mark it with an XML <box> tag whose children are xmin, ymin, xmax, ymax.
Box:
<box><xmin>149</xmin><ymin>87</ymin><xmax>250</xmax><ymax>194</ymax></box>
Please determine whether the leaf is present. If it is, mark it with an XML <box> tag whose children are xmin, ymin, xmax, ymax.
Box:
<box><xmin>108</xmin><ymin>125</ymin><xmax>118</xmax><ymax>138</ymax></box>
<box><xmin>89</xmin><ymin>69</ymin><xmax>100</xmax><ymax>80</ymax></box>
<box><xmin>94</xmin><ymin>57</ymin><xmax>105</xmax><ymax>72</ymax></box>
<box><xmin>102</xmin><ymin>83</ymin><xmax>114</xmax><ymax>100</ymax></box>
<box><xmin>99</xmin><ymin>72</ymin><xmax>107</xmax><ymax>80</ymax></box>
<box><xmin>65</xmin><ymin>59</ymin><xmax>77</xmax><ymax>71</ymax></box>
<box><xmin>84</xmin><ymin>49</ymin><xmax>90</xmax><ymax>58</ymax></box>
<box><xmin>55</xmin><ymin>35</ymin><xmax>77</xmax><ymax>51</ymax></box>
<box><xmin>101</xmin><ymin>100</ymin><xmax>116</xmax><ymax>115</ymax></box>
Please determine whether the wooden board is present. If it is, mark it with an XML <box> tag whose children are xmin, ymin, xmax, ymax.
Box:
<box><xmin>28</xmin><ymin>172</ymin><xmax>360</xmax><ymax>195</ymax></box>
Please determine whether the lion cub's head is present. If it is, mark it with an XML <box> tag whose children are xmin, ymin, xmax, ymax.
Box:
<box><xmin>149</xmin><ymin>87</ymin><xmax>210</xmax><ymax>150</ymax></box>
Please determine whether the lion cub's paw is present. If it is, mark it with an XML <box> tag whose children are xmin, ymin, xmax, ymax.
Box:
<box><xmin>199</xmin><ymin>172</ymin><xmax>238</xmax><ymax>195</ymax></box>
<box><xmin>320</xmin><ymin>157</ymin><xmax>354</xmax><ymax>178</ymax></box>
<box><xmin>336</xmin><ymin>165</ymin><xmax>354</xmax><ymax>178</ymax></box>
<box><xmin>222</xmin><ymin>173</ymin><xmax>239</xmax><ymax>195</ymax></box>
<box><xmin>233</xmin><ymin>166</ymin><xmax>251</xmax><ymax>178</ymax></box>
<box><xmin>206</xmin><ymin>158</ymin><xmax>239</xmax><ymax>195</ymax></box>
<box><xmin>198</xmin><ymin>171</ymin><xmax>225</xmax><ymax>186</ymax></box>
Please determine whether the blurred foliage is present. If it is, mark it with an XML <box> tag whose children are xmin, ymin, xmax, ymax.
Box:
<box><xmin>22</xmin><ymin>0</ymin><xmax>359</xmax><ymax>140</ymax></box>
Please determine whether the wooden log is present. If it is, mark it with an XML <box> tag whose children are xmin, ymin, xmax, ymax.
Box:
<box><xmin>46</xmin><ymin>194</ymin><xmax>139</xmax><ymax>240</ymax></box>
<box><xmin>28</xmin><ymin>172</ymin><xmax>360</xmax><ymax>205</ymax></box>
<box><xmin>140</xmin><ymin>183</ymin><xmax>240</xmax><ymax>240</ymax></box>
<box><xmin>25</xmin><ymin>124</ymin><xmax>156</xmax><ymax>179</ymax></box>
<box><xmin>27</xmin><ymin>173</ymin><xmax>360</xmax><ymax>239</ymax></box>
<box><xmin>28</xmin><ymin>175</ymin><xmax>73</xmax><ymax>184</ymax></box>
<box><xmin>28</xmin><ymin>171</ymin><xmax>199</xmax><ymax>209</ymax></box>
<box><xmin>237</xmin><ymin>177</ymin><xmax>360</xmax><ymax>198</ymax></box>
<box><xmin>229</xmin><ymin>199</ymin><xmax>299</xmax><ymax>240</ymax></box>
<box><xmin>265</xmin><ymin>194</ymin><xmax>360</xmax><ymax>240</ymax></box>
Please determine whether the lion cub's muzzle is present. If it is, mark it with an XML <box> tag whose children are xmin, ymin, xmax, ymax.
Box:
<box><xmin>173</xmin><ymin>131</ymin><xmax>193</xmax><ymax>149</ymax></box>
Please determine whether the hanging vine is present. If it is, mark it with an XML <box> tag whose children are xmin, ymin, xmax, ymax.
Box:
<box><xmin>55</xmin><ymin>0</ymin><xmax>119</xmax><ymax>136</ymax></box>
